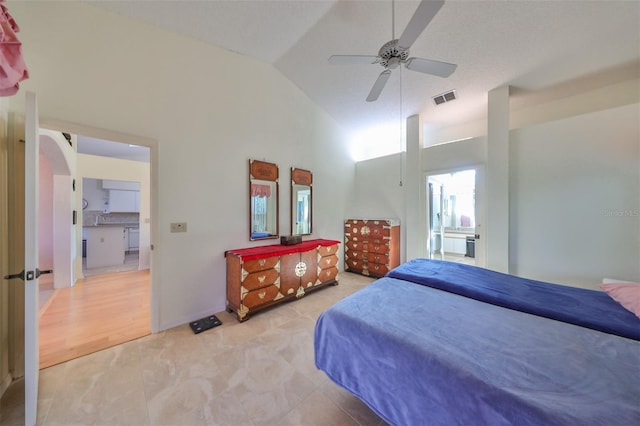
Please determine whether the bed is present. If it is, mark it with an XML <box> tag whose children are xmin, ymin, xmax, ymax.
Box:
<box><xmin>314</xmin><ymin>259</ymin><xmax>640</xmax><ymax>426</ymax></box>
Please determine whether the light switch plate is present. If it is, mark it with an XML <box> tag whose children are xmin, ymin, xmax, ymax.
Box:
<box><xmin>170</xmin><ymin>222</ymin><xmax>187</xmax><ymax>233</ymax></box>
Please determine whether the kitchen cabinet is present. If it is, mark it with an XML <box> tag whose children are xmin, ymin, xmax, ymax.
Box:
<box><xmin>84</xmin><ymin>226</ymin><xmax>125</xmax><ymax>269</ymax></box>
<box><xmin>123</xmin><ymin>228</ymin><xmax>129</xmax><ymax>251</ymax></box>
<box><xmin>225</xmin><ymin>239</ymin><xmax>340</xmax><ymax>321</ymax></box>
<box><xmin>102</xmin><ymin>179</ymin><xmax>140</xmax><ymax>191</ymax></box>
<box><xmin>109</xmin><ymin>190</ymin><xmax>139</xmax><ymax>212</ymax></box>
<box><xmin>128</xmin><ymin>228</ymin><xmax>139</xmax><ymax>251</ymax></box>
<box><xmin>444</xmin><ymin>232</ymin><xmax>472</xmax><ymax>255</ymax></box>
<box><xmin>123</xmin><ymin>227</ymin><xmax>140</xmax><ymax>252</ymax></box>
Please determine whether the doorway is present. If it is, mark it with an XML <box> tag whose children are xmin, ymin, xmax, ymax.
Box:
<box><xmin>37</xmin><ymin>129</ymin><xmax>153</xmax><ymax>368</ymax></box>
<box><xmin>427</xmin><ymin>168</ymin><xmax>478</xmax><ymax>265</ymax></box>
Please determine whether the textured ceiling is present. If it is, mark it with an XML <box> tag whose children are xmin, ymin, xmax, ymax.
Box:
<box><xmin>88</xmin><ymin>0</ymin><xmax>640</xmax><ymax>140</ymax></box>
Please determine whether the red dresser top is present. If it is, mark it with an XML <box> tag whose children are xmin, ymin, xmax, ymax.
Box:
<box><xmin>226</xmin><ymin>238</ymin><xmax>340</xmax><ymax>261</ymax></box>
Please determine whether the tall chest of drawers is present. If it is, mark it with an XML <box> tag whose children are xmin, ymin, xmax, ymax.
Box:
<box><xmin>344</xmin><ymin>219</ymin><xmax>400</xmax><ymax>278</ymax></box>
<box><xmin>226</xmin><ymin>239</ymin><xmax>340</xmax><ymax>321</ymax></box>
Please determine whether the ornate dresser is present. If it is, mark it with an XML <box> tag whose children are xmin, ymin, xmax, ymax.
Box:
<box><xmin>344</xmin><ymin>219</ymin><xmax>400</xmax><ymax>278</ymax></box>
<box><xmin>225</xmin><ymin>239</ymin><xmax>340</xmax><ymax>321</ymax></box>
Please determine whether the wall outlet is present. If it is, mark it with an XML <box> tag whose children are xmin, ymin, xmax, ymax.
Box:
<box><xmin>170</xmin><ymin>222</ymin><xmax>187</xmax><ymax>233</ymax></box>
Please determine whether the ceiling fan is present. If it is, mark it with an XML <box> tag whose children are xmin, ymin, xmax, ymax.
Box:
<box><xmin>329</xmin><ymin>0</ymin><xmax>456</xmax><ymax>102</ymax></box>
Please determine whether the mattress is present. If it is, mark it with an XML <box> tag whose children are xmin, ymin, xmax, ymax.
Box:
<box><xmin>315</xmin><ymin>263</ymin><xmax>640</xmax><ymax>425</ymax></box>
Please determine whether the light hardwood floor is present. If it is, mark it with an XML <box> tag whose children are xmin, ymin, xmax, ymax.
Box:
<box><xmin>38</xmin><ymin>269</ymin><xmax>150</xmax><ymax>369</ymax></box>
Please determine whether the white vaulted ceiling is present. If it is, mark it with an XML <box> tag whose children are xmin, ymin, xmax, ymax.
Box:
<box><xmin>87</xmin><ymin>0</ymin><xmax>640</xmax><ymax>142</ymax></box>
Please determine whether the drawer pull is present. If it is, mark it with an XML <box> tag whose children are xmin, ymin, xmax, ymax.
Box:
<box><xmin>258</xmin><ymin>275</ymin><xmax>266</xmax><ymax>283</ymax></box>
<box><xmin>258</xmin><ymin>291</ymin><xmax>266</xmax><ymax>299</ymax></box>
<box><xmin>258</xmin><ymin>259</ymin><xmax>266</xmax><ymax>266</ymax></box>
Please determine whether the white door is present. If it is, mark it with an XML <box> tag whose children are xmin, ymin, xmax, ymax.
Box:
<box><xmin>473</xmin><ymin>165</ymin><xmax>485</xmax><ymax>267</ymax></box>
<box><xmin>24</xmin><ymin>91</ymin><xmax>40</xmax><ymax>426</ymax></box>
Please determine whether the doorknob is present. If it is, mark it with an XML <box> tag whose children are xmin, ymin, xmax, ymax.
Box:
<box><xmin>4</xmin><ymin>270</ymin><xmax>25</xmax><ymax>281</ymax></box>
<box><xmin>36</xmin><ymin>268</ymin><xmax>53</xmax><ymax>278</ymax></box>
<box><xmin>4</xmin><ymin>268</ymin><xmax>53</xmax><ymax>281</ymax></box>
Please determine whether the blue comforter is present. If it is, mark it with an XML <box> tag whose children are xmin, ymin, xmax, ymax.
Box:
<box><xmin>315</xmin><ymin>263</ymin><xmax>640</xmax><ymax>426</ymax></box>
<box><xmin>387</xmin><ymin>259</ymin><xmax>640</xmax><ymax>340</ymax></box>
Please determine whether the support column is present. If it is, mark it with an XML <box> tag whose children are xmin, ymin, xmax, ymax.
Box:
<box><xmin>404</xmin><ymin>114</ymin><xmax>422</xmax><ymax>261</ymax></box>
<box><xmin>486</xmin><ymin>86</ymin><xmax>510</xmax><ymax>272</ymax></box>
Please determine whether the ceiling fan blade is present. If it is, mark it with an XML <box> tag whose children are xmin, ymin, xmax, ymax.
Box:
<box><xmin>329</xmin><ymin>55</ymin><xmax>380</xmax><ymax>65</ymax></box>
<box><xmin>398</xmin><ymin>0</ymin><xmax>445</xmax><ymax>49</ymax></box>
<box><xmin>366</xmin><ymin>70</ymin><xmax>391</xmax><ymax>102</ymax></box>
<box><xmin>405</xmin><ymin>57</ymin><xmax>457</xmax><ymax>78</ymax></box>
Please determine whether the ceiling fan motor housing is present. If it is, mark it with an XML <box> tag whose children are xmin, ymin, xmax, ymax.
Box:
<box><xmin>378</xmin><ymin>39</ymin><xmax>409</xmax><ymax>69</ymax></box>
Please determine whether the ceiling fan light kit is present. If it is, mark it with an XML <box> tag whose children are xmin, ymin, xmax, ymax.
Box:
<box><xmin>329</xmin><ymin>0</ymin><xmax>457</xmax><ymax>102</ymax></box>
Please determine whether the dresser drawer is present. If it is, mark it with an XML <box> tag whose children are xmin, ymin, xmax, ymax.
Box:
<box><xmin>242</xmin><ymin>256</ymin><xmax>279</xmax><ymax>273</ymax></box>
<box><xmin>242</xmin><ymin>268</ymin><xmax>279</xmax><ymax>291</ymax></box>
<box><xmin>367</xmin><ymin>263</ymin><xmax>390</xmax><ymax>277</ymax></box>
<box><xmin>346</xmin><ymin>240</ymin><xmax>370</xmax><ymax>252</ymax></box>
<box><xmin>242</xmin><ymin>285</ymin><xmax>280</xmax><ymax>309</ymax></box>
<box><xmin>317</xmin><ymin>266</ymin><xmax>338</xmax><ymax>283</ymax></box>
<box><xmin>347</xmin><ymin>240</ymin><xmax>390</xmax><ymax>255</ymax></box>
<box><xmin>345</xmin><ymin>220</ymin><xmax>391</xmax><ymax>238</ymax></box>
<box><xmin>366</xmin><ymin>253</ymin><xmax>389</xmax><ymax>265</ymax></box>
<box><xmin>367</xmin><ymin>243</ymin><xmax>389</xmax><ymax>255</ymax></box>
<box><xmin>345</xmin><ymin>249</ymin><xmax>365</xmax><ymax>261</ymax></box>
<box><xmin>318</xmin><ymin>244</ymin><xmax>338</xmax><ymax>256</ymax></box>
<box><xmin>345</xmin><ymin>258</ymin><xmax>365</xmax><ymax>273</ymax></box>
<box><xmin>318</xmin><ymin>254</ymin><xmax>338</xmax><ymax>269</ymax></box>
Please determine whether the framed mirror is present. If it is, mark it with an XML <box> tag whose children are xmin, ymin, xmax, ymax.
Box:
<box><xmin>291</xmin><ymin>168</ymin><xmax>312</xmax><ymax>236</ymax></box>
<box><xmin>249</xmin><ymin>159</ymin><xmax>279</xmax><ymax>240</ymax></box>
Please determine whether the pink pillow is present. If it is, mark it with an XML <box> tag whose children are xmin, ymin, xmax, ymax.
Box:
<box><xmin>600</xmin><ymin>282</ymin><xmax>640</xmax><ymax>319</ymax></box>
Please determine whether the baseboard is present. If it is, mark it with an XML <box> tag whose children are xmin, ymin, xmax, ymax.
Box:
<box><xmin>158</xmin><ymin>304</ymin><xmax>226</xmax><ymax>332</ymax></box>
<box><xmin>0</xmin><ymin>372</ymin><xmax>12</xmax><ymax>398</ymax></box>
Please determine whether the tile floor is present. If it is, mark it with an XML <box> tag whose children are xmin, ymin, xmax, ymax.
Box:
<box><xmin>4</xmin><ymin>272</ymin><xmax>386</xmax><ymax>426</ymax></box>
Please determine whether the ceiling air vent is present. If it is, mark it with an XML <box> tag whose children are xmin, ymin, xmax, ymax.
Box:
<box><xmin>433</xmin><ymin>90</ymin><xmax>457</xmax><ymax>106</ymax></box>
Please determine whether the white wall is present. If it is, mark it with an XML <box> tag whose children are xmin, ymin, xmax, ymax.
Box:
<box><xmin>37</xmin><ymin>130</ymin><xmax>76</xmax><ymax>289</ymax></box>
<box><xmin>11</xmin><ymin>1</ymin><xmax>353</xmax><ymax>331</ymax></box>
<box><xmin>351</xmin><ymin>94</ymin><xmax>639</xmax><ymax>289</ymax></box>
<box><xmin>510</xmin><ymin>103</ymin><xmax>640</xmax><ymax>288</ymax></box>
<box><xmin>349</xmin><ymin>153</ymin><xmax>404</xmax><ymax>221</ymax></box>
<box><xmin>422</xmin><ymin>137</ymin><xmax>486</xmax><ymax>171</ymax></box>
<box><xmin>38</xmin><ymin>153</ymin><xmax>53</xmax><ymax>270</ymax></box>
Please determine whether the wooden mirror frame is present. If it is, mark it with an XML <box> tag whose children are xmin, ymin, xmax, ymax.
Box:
<box><xmin>290</xmin><ymin>168</ymin><xmax>312</xmax><ymax>236</ymax></box>
<box><xmin>249</xmin><ymin>159</ymin><xmax>279</xmax><ymax>240</ymax></box>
